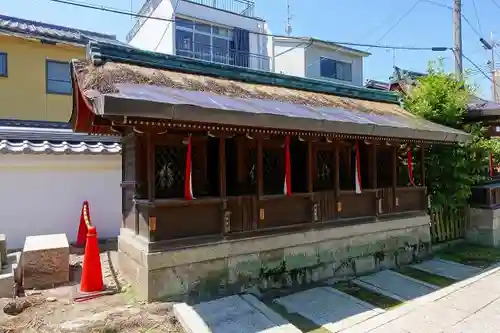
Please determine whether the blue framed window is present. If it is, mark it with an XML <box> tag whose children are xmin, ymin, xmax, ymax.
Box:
<box><xmin>46</xmin><ymin>60</ymin><xmax>72</xmax><ymax>95</ymax></box>
<box><xmin>319</xmin><ymin>57</ymin><xmax>352</xmax><ymax>82</ymax></box>
<box><xmin>174</xmin><ymin>17</ymin><xmax>240</xmax><ymax>66</ymax></box>
<box><xmin>0</xmin><ymin>53</ymin><xmax>7</xmax><ymax>77</ymax></box>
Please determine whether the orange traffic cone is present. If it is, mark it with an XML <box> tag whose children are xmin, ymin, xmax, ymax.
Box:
<box><xmin>75</xmin><ymin>201</ymin><xmax>90</xmax><ymax>247</ymax></box>
<box><xmin>79</xmin><ymin>226</ymin><xmax>104</xmax><ymax>293</ymax></box>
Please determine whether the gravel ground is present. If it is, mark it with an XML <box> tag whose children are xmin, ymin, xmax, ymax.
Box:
<box><xmin>0</xmin><ymin>242</ymin><xmax>184</xmax><ymax>333</ymax></box>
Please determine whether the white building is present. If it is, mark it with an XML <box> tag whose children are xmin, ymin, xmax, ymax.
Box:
<box><xmin>272</xmin><ymin>37</ymin><xmax>370</xmax><ymax>87</ymax></box>
<box><xmin>127</xmin><ymin>0</ymin><xmax>271</xmax><ymax>71</ymax></box>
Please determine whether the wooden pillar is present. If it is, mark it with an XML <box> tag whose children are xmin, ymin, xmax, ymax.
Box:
<box><xmin>392</xmin><ymin>145</ymin><xmax>398</xmax><ymax>209</ymax></box>
<box><xmin>146</xmin><ymin>133</ymin><xmax>155</xmax><ymax>241</ymax></box>
<box><xmin>236</xmin><ymin>137</ymin><xmax>245</xmax><ymax>187</ymax></box>
<box><xmin>419</xmin><ymin>145</ymin><xmax>426</xmax><ymax>187</ymax></box>
<box><xmin>369</xmin><ymin>143</ymin><xmax>377</xmax><ymax>189</ymax></box>
<box><xmin>257</xmin><ymin>138</ymin><xmax>263</xmax><ymax>197</ymax></box>
<box><xmin>146</xmin><ymin>133</ymin><xmax>155</xmax><ymax>201</ymax></box>
<box><xmin>307</xmin><ymin>140</ymin><xmax>313</xmax><ymax>193</ymax></box>
<box><xmin>219</xmin><ymin>137</ymin><xmax>227</xmax><ymax>197</ymax></box>
<box><xmin>334</xmin><ymin>142</ymin><xmax>340</xmax><ymax>216</ymax></box>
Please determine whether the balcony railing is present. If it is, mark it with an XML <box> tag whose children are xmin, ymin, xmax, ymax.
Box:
<box><xmin>176</xmin><ymin>41</ymin><xmax>270</xmax><ymax>71</ymax></box>
<box><xmin>126</xmin><ymin>0</ymin><xmax>256</xmax><ymax>43</ymax></box>
<box><xmin>185</xmin><ymin>0</ymin><xmax>255</xmax><ymax>17</ymax></box>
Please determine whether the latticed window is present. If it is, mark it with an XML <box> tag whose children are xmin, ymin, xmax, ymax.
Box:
<box><xmin>315</xmin><ymin>149</ymin><xmax>334</xmax><ymax>191</ymax></box>
<box><xmin>263</xmin><ymin>148</ymin><xmax>284</xmax><ymax>194</ymax></box>
<box><xmin>155</xmin><ymin>145</ymin><xmax>186</xmax><ymax>198</ymax></box>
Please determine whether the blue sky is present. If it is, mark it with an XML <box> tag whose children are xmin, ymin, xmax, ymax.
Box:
<box><xmin>2</xmin><ymin>0</ymin><xmax>499</xmax><ymax>97</ymax></box>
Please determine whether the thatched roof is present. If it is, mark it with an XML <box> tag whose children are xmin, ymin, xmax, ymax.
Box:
<box><xmin>73</xmin><ymin>60</ymin><xmax>411</xmax><ymax>119</ymax></box>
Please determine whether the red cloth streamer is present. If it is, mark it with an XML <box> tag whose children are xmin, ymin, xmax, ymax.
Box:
<box><xmin>283</xmin><ymin>135</ymin><xmax>292</xmax><ymax>196</ymax></box>
<box><xmin>354</xmin><ymin>140</ymin><xmax>362</xmax><ymax>194</ymax></box>
<box><xmin>490</xmin><ymin>152</ymin><xmax>495</xmax><ymax>177</ymax></box>
<box><xmin>407</xmin><ymin>146</ymin><xmax>415</xmax><ymax>186</ymax></box>
<box><xmin>184</xmin><ymin>135</ymin><xmax>194</xmax><ymax>200</ymax></box>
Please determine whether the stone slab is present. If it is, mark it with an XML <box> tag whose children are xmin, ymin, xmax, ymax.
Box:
<box><xmin>22</xmin><ymin>234</ymin><xmax>69</xmax><ymax>289</ymax></box>
<box><xmin>355</xmin><ymin>270</ymin><xmax>438</xmax><ymax>301</ymax></box>
<box><xmin>274</xmin><ymin>287</ymin><xmax>384</xmax><ymax>332</ymax></box>
<box><xmin>174</xmin><ymin>295</ymin><xmax>301</xmax><ymax>333</ymax></box>
<box><xmin>411</xmin><ymin>258</ymin><xmax>482</xmax><ymax>281</ymax></box>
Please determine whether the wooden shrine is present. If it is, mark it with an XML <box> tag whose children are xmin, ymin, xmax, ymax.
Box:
<box><xmin>70</xmin><ymin>41</ymin><xmax>469</xmax><ymax>301</ymax></box>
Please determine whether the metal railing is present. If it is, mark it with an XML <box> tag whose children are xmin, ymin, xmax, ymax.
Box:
<box><xmin>176</xmin><ymin>41</ymin><xmax>270</xmax><ymax>71</ymax></box>
<box><xmin>185</xmin><ymin>0</ymin><xmax>255</xmax><ymax>17</ymax></box>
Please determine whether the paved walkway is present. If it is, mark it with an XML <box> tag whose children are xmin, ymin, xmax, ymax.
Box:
<box><xmin>174</xmin><ymin>260</ymin><xmax>500</xmax><ymax>333</ymax></box>
<box><xmin>354</xmin><ymin>270</ymin><xmax>439</xmax><ymax>301</ymax></box>
<box><xmin>343</xmin><ymin>263</ymin><xmax>500</xmax><ymax>333</ymax></box>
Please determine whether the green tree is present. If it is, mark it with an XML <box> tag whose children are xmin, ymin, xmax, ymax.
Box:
<box><xmin>403</xmin><ymin>61</ymin><xmax>493</xmax><ymax>209</ymax></box>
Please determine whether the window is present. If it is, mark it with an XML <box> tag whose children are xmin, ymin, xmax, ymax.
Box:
<box><xmin>0</xmin><ymin>53</ymin><xmax>7</xmax><ymax>77</ymax></box>
<box><xmin>319</xmin><ymin>57</ymin><xmax>353</xmax><ymax>82</ymax></box>
<box><xmin>175</xmin><ymin>17</ymin><xmax>235</xmax><ymax>65</ymax></box>
<box><xmin>46</xmin><ymin>60</ymin><xmax>72</xmax><ymax>95</ymax></box>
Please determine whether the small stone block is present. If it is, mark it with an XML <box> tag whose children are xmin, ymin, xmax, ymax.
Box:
<box><xmin>22</xmin><ymin>234</ymin><xmax>69</xmax><ymax>289</ymax></box>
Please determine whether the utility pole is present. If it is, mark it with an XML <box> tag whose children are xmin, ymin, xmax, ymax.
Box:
<box><xmin>453</xmin><ymin>0</ymin><xmax>463</xmax><ymax>79</ymax></box>
<box><xmin>491</xmin><ymin>32</ymin><xmax>497</xmax><ymax>101</ymax></box>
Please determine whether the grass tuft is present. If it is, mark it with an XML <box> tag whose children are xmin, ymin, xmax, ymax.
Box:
<box><xmin>333</xmin><ymin>281</ymin><xmax>401</xmax><ymax>310</ymax></box>
<box><xmin>394</xmin><ymin>266</ymin><xmax>456</xmax><ymax>287</ymax></box>
<box><xmin>436</xmin><ymin>243</ymin><xmax>500</xmax><ymax>268</ymax></box>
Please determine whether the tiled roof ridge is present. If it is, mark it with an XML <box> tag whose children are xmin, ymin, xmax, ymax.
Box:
<box><xmin>0</xmin><ymin>140</ymin><xmax>121</xmax><ymax>155</ymax></box>
<box><xmin>0</xmin><ymin>14</ymin><xmax>116</xmax><ymax>40</ymax></box>
<box><xmin>84</xmin><ymin>40</ymin><xmax>401</xmax><ymax>105</ymax></box>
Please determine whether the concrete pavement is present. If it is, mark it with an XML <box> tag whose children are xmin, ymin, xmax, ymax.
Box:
<box><xmin>174</xmin><ymin>259</ymin><xmax>500</xmax><ymax>333</ymax></box>
<box><xmin>342</xmin><ymin>262</ymin><xmax>500</xmax><ymax>333</ymax></box>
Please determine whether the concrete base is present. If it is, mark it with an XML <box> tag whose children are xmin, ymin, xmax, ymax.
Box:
<box><xmin>467</xmin><ymin>208</ymin><xmax>500</xmax><ymax>247</ymax></box>
<box><xmin>118</xmin><ymin>215</ymin><xmax>432</xmax><ymax>302</ymax></box>
<box><xmin>0</xmin><ymin>252</ymin><xmax>21</xmax><ymax>298</ymax></box>
<box><xmin>22</xmin><ymin>234</ymin><xmax>69</xmax><ymax>289</ymax></box>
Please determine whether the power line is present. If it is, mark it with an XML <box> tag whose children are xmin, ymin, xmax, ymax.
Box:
<box><xmin>365</xmin><ymin>0</ymin><xmax>422</xmax><ymax>52</ymax></box>
<box><xmin>45</xmin><ymin>0</ymin><xmax>451</xmax><ymax>52</ymax></box>
<box><xmin>471</xmin><ymin>0</ymin><xmax>483</xmax><ymax>36</ymax></box>
<box><xmin>490</xmin><ymin>0</ymin><xmax>500</xmax><ymax>11</ymax></box>
<box><xmin>423</xmin><ymin>0</ymin><xmax>482</xmax><ymax>39</ymax></box>
<box><xmin>463</xmin><ymin>52</ymin><xmax>494</xmax><ymax>83</ymax></box>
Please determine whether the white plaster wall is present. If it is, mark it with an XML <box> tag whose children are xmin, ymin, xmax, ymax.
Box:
<box><xmin>129</xmin><ymin>0</ymin><xmax>175</xmax><ymax>54</ymax></box>
<box><xmin>272</xmin><ymin>39</ymin><xmax>306</xmax><ymax>77</ymax></box>
<box><xmin>305</xmin><ymin>44</ymin><xmax>364</xmax><ymax>86</ymax></box>
<box><xmin>0</xmin><ymin>154</ymin><xmax>122</xmax><ymax>249</ymax></box>
<box><xmin>128</xmin><ymin>0</ymin><xmax>271</xmax><ymax>70</ymax></box>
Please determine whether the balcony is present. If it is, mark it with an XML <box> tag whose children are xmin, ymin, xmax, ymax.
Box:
<box><xmin>176</xmin><ymin>41</ymin><xmax>270</xmax><ymax>71</ymax></box>
<box><xmin>186</xmin><ymin>0</ymin><xmax>255</xmax><ymax>17</ymax></box>
<box><xmin>126</xmin><ymin>0</ymin><xmax>256</xmax><ymax>43</ymax></box>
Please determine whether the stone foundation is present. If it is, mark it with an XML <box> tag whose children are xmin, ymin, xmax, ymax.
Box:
<box><xmin>466</xmin><ymin>208</ymin><xmax>500</xmax><ymax>247</ymax></box>
<box><xmin>118</xmin><ymin>215</ymin><xmax>431</xmax><ymax>302</ymax></box>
